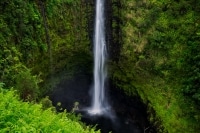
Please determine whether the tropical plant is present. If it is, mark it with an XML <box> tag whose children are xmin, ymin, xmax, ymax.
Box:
<box><xmin>0</xmin><ymin>86</ymin><xmax>99</xmax><ymax>133</ymax></box>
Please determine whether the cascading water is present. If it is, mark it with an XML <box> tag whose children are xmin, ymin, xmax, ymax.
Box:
<box><xmin>89</xmin><ymin>0</ymin><xmax>109</xmax><ymax>115</ymax></box>
<box><xmin>50</xmin><ymin>0</ymin><xmax>152</xmax><ymax>132</ymax></box>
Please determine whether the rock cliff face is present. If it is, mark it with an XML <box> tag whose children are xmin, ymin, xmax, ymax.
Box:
<box><xmin>0</xmin><ymin>0</ymin><xmax>95</xmax><ymax>94</ymax></box>
<box><xmin>109</xmin><ymin>0</ymin><xmax>200</xmax><ymax>132</ymax></box>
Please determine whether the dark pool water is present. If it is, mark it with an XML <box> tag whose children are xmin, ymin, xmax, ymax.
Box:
<box><xmin>81</xmin><ymin>112</ymin><xmax>142</xmax><ymax>133</ymax></box>
<box><xmin>50</xmin><ymin>74</ymin><xmax>155</xmax><ymax>133</ymax></box>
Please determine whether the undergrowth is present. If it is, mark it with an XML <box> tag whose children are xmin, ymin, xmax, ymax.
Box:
<box><xmin>0</xmin><ymin>85</ymin><xmax>99</xmax><ymax>133</ymax></box>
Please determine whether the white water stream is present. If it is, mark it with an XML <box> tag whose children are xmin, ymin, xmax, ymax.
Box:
<box><xmin>89</xmin><ymin>0</ymin><xmax>109</xmax><ymax>115</ymax></box>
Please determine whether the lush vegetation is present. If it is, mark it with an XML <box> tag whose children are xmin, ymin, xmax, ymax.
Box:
<box><xmin>1</xmin><ymin>0</ymin><xmax>200</xmax><ymax>132</ymax></box>
<box><xmin>0</xmin><ymin>84</ymin><xmax>99</xmax><ymax>133</ymax></box>
<box><xmin>111</xmin><ymin>0</ymin><xmax>200</xmax><ymax>132</ymax></box>
<box><xmin>0</xmin><ymin>0</ymin><xmax>93</xmax><ymax>98</ymax></box>
<box><xmin>0</xmin><ymin>0</ymin><xmax>94</xmax><ymax>132</ymax></box>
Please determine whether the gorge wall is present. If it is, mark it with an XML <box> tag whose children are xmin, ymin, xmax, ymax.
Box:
<box><xmin>0</xmin><ymin>0</ymin><xmax>94</xmax><ymax>97</ymax></box>
<box><xmin>110</xmin><ymin>0</ymin><xmax>200</xmax><ymax>132</ymax></box>
<box><xmin>1</xmin><ymin>0</ymin><xmax>200</xmax><ymax>132</ymax></box>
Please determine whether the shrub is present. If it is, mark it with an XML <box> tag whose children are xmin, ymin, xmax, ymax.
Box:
<box><xmin>0</xmin><ymin>86</ymin><xmax>99</xmax><ymax>133</ymax></box>
<box><xmin>15</xmin><ymin>68</ymin><xmax>42</xmax><ymax>101</ymax></box>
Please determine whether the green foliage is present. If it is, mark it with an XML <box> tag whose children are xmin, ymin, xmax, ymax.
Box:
<box><xmin>38</xmin><ymin>0</ymin><xmax>93</xmax><ymax>94</ymax></box>
<box><xmin>0</xmin><ymin>0</ymin><xmax>93</xmax><ymax>98</ymax></box>
<box><xmin>0</xmin><ymin>46</ymin><xmax>23</xmax><ymax>86</ymax></box>
<box><xmin>0</xmin><ymin>0</ymin><xmax>46</xmax><ymax>63</ymax></box>
<box><xmin>0</xmin><ymin>87</ymin><xmax>99</xmax><ymax>133</ymax></box>
<box><xmin>40</xmin><ymin>96</ymin><xmax>54</xmax><ymax>110</ymax></box>
<box><xmin>182</xmin><ymin>31</ymin><xmax>200</xmax><ymax>105</ymax></box>
<box><xmin>15</xmin><ymin>68</ymin><xmax>42</xmax><ymax>100</ymax></box>
<box><xmin>0</xmin><ymin>0</ymin><xmax>46</xmax><ymax>91</ymax></box>
<box><xmin>0</xmin><ymin>46</ymin><xmax>41</xmax><ymax>100</ymax></box>
<box><xmin>0</xmin><ymin>82</ymin><xmax>5</xmax><ymax>88</ymax></box>
<box><xmin>0</xmin><ymin>0</ymin><xmax>95</xmax><ymax>131</ymax></box>
<box><xmin>111</xmin><ymin>0</ymin><xmax>200</xmax><ymax>132</ymax></box>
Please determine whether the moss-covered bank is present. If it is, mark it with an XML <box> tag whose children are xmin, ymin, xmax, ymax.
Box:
<box><xmin>0</xmin><ymin>0</ymin><xmax>94</xmax><ymax>99</ymax></box>
<box><xmin>110</xmin><ymin>0</ymin><xmax>200</xmax><ymax>132</ymax></box>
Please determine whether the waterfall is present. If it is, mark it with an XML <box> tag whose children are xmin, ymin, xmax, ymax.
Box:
<box><xmin>89</xmin><ymin>0</ymin><xmax>109</xmax><ymax>115</ymax></box>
